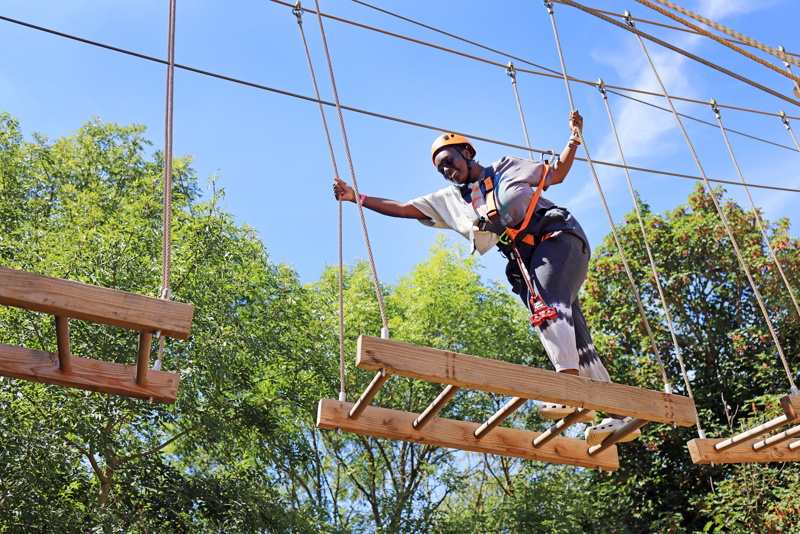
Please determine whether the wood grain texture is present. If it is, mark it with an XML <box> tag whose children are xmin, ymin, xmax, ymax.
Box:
<box><xmin>0</xmin><ymin>343</ymin><xmax>179</xmax><ymax>403</ymax></box>
<box><xmin>0</xmin><ymin>266</ymin><xmax>193</xmax><ymax>339</ymax></box>
<box><xmin>780</xmin><ymin>395</ymin><xmax>800</xmax><ymax>420</ymax></box>
<box><xmin>688</xmin><ymin>436</ymin><xmax>800</xmax><ymax>464</ymax></box>
<box><xmin>356</xmin><ymin>335</ymin><xmax>696</xmax><ymax>426</ymax></box>
<box><xmin>317</xmin><ymin>398</ymin><xmax>619</xmax><ymax>470</ymax></box>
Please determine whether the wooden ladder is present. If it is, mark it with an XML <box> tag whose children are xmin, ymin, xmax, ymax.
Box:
<box><xmin>317</xmin><ymin>335</ymin><xmax>698</xmax><ymax>471</ymax></box>
<box><xmin>0</xmin><ymin>266</ymin><xmax>194</xmax><ymax>404</ymax></box>
<box><xmin>688</xmin><ymin>395</ymin><xmax>800</xmax><ymax>464</ymax></box>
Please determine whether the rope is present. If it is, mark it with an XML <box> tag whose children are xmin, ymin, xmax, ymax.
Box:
<box><xmin>292</xmin><ymin>2</ymin><xmax>346</xmax><ymax>398</ymax></box>
<box><xmin>155</xmin><ymin>0</ymin><xmax>176</xmax><ymax>372</ymax></box>
<box><xmin>554</xmin><ymin>0</ymin><xmax>800</xmax><ymax>108</ymax></box>
<box><xmin>312</xmin><ymin>0</ymin><xmax>389</xmax><ymax>334</ymax></box>
<box><xmin>550</xmin><ymin>0</ymin><xmax>800</xmax><ymax>58</ymax></box>
<box><xmin>544</xmin><ymin>1</ymin><xmax>671</xmax><ymax>390</ymax></box>
<box><xmin>506</xmin><ymin>63</ymin><xmax>535</xmax><ymax>160</ymax></box>
<box><xmin>627</xmin><ymin>17</ymin><xmax>797</xmax><ymax>392</ymax></box>
<box><xmin>598</xmin><ymin>82</ymin><xmax>701</xmax><ymax>433</ymax></box>
<box><xmin>643</xmin><ymin>0</ymin><xmax>800</xmax><ymax>68</ymax></box>
<box><xmin>634</xmin><ymin>0</ymin><xmax>800</xmax><ymax>85</ymax></box>
<box><xmin>710</xmin><ymin>102</ymin><xmax>800</xmax><ymax>329</ymax></box>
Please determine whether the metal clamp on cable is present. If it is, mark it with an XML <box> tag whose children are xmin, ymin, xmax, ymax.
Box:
<box><xmin>597</xmin><ymin>78</ymin><xmax>607</xmax><ymax>99</ymax></box>
<box><xmin>506</xmin><ymin>61</ymin><xmax>516</xmax><ymax>80</ymax></box>
<box><xmin>292</xmin><ymin>1</ymin><xmax>303</xmax><ymax>22</ymax></box>
<box><xmin>623</xmin><ymin>10</ymin><xmax>635</xmax><ymax>28</ymax></box>
<box><xmin>709</xmin><ymin>98</ymin><xmax>721</xmax><ymax>119</ymax></box>
<box><xmin>543</xmin><ymin>0</ymin><xmax>553</xmax><ymax>14</ymax></box>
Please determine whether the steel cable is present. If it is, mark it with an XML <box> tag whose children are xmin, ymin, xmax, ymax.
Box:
<box><xmin>544</xmin><ymin>0</ymin><xmax>671</xmax><ymax>390</ymax></box>
<box><xmin>293</xmin><ymin>3</ymin><xmax>347</xmax><ymax>398</ymax></box>
<box><xmin>629</xmin><ymin>18</ymin><xmax>798</xmax><ymax>393</ymax></box>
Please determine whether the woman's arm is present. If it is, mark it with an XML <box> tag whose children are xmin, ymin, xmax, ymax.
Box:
<box><xmin>551</xmin><ymin>109</ymin><xmax>583</xmax><ymax>185</ymax></box>
<box><xmin>333</xmin><ymin>178</ymin><xmax>428</xmax><ymax>219</ymax></box>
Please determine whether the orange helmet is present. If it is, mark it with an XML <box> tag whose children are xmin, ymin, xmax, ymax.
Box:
<box><xmin>430</xmin><ymin>133</ymin><xmax>475</xmax><ymax>165</ymax></box>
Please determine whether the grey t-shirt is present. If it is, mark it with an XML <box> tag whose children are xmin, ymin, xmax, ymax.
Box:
<box><xmin>409</xmin><ymin>156</ymin><xmax>589</xmax><ymax>255</ymax></box>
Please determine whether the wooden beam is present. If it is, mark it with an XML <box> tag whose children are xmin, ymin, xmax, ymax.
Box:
<box><xmin>317</xmin><ymin>398</ymin><xmax>619</xmax><ymax>470</ymax></box>
<box><xmin>688</xmin><ymin>436</ymin><xmax>800</xmax><ymax>464</ymax></box>
<box><xmin>356</xmin><ymin>335</ymin><xmax>696</xmax><ymax>426</ymax></box>
<box><xmin>780</xmin><ymin>395</ymin><xmax>800</xmax><ymax>420</ymax></box>
<box><xmin>0</xmin><ymin>343</ymin><xmax>179</xmax><ymax>404</ymax></box>
<box><xmin>0</xmin><ymin>266</ymin><xmax>193</xmax><ymax>339</ymax></box>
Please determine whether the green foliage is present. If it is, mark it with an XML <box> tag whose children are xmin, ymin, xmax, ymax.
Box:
<box><xmin>581</xmin><ymin>184</ymin><xmax>800</xmax><ymax>533</ymax></box>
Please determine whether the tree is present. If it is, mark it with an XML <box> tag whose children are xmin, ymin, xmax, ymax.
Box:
<box><xmin>579</xmin><ymin>184</ymin><xmax>800</xmax><ymax>532</ymax></box>
<box><xmin>0</xmin><ymin>113</ymin><xmax>325</xmax><ymax>532</ymax></box>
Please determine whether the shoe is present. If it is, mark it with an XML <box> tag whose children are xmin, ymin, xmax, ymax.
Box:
<box><xmin>539</xmin><ymin>403</ymin><xmax>596</xmax><ymax>423</ymax></box>
<box><xmin>585</xmin><ymin>417</ymin><xmax>641</xmax><ymax>446</ymax></box>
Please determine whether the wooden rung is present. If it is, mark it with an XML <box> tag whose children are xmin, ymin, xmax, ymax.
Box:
<box><xmin>136</xmin><ymin>332</ymin><xmax>153</xmax><ymax>385</ymax></box>
<box><xmin>474</xmin><ymin>397</ymin><xmax>527</xmax><ymax>440</ymax></box>
<box><xmin>533</xmin><ymin>408</ymin><xmax>593</xmax><ymax>448</ymax></box>
<box><xmin>754</xmin><ymin>424</ymin><xmax>800</xmax><ymax>451</ymax></box>
<box><xmin>357</xmin><ymin>335</ymin><xmax>696</xmax><ymax>426</ymax></box>
<box><xmin>413</xmin><ymin>384</ymin><xmax>461</xmax><ymax>430</ymax></box>
<box><xmin>54</xmin><ymin>316</ymin><xmax>71</xmax><ymax>373</ymax></box>
<box><xmin>0</xmin><ymin>343</ymin><xmax>180</xmax><ymax>403</ymax></box>
<box><xmin>688</xmin><ymin>436</ymin><xmax>800</xmax><ymax>464</ymax></box>
<box><xmin>317</xmin><ymin>398</ymin><xmax>619</xmax><ymax>470</ymax></box>
<box><xmin>713</xmin><ymin>397</ymin><xmax>800</xmax><ymax>451</ymax></box>
<box><xmin>588</xmin><ymin>418</ymin><xmax>649</xmax><ymax>456</ymax></box>
<box><xmin>349</xmin><ymin>369</ymin><xmax>389</xmax><ymax>419</ymax></box>
<box><xmin>0</xmin><ymin>266</ymin><xmax>194</xmax><ymax>339</ymax></box>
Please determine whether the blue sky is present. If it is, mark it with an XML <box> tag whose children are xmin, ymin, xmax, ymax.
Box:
<box><xmin>2</xmin><ymin>0</ymin><xmax>799</xmax><ymax>287</ymax></box>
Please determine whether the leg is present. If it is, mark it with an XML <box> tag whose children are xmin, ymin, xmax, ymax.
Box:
<box><xmin>520</xmin><ymin>235</ymin><xmax>611</xmax><ymax>382</ymax></box>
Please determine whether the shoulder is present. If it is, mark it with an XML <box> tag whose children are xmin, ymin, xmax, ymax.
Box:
<box><xmin>493</xmin><ymin>155</ymin><xmax>545</xmax><ymax>175</ymax></box>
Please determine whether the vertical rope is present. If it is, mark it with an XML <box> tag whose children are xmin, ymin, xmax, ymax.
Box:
<box><xmin>543</xmin><ymin>1</ymin><xmax>671</xmax><ymax>390</ymax></box>
<box><xmin>155</xmin><ymin>0</ymin><xmax>176</xmax><ymax>372</ymax></box>
<box><xmin>626</xmin><ymin>15</ymin><xmax>797</xmax><ymax>392</ymax></box>
<box><xmin>598</xmin><ymin>82</ymin><xmax>702</xmax><ymax>433</ymax></box>
<box><xmin>711</xmin><ymin>103</ymin><xmax>800</xmax><ymax>341</ymax></box>
<box><xmin>506</xmin><ymin>62</ymin><xmax>535</xmax><ymax>160</ymax></box>
<box><xmin>292</xmin><ymin>3</ymin><xmax>346</xmax><ymax>398</ymax></box>
<box><xmin>312</xmin><ymin>0</ymin><xmax>389</xmax><ymax>335</ymax></box>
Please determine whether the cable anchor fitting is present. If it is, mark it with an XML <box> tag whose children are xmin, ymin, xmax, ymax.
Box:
<box><xmin>543</xmin><ymin>0</ymin><xmax>554</xmax><ymax>15</ymax></box>
<box><xmin>292</xmin><ymin>1</ymin><xmax>303</xmax><ymax>22</ymax></box>
<box><xmin>779</xmin><ymin>110</ymin><xmax>791</xmax><ymax>130</ymax></box>
<box><xmin>709</xmin><ymin>98</ymin><xmax>721</xmax><ymax>119</ymax></box>
<box><xmin>506</xmin><ymin>61</ymin><xmax>517</xmax><ymax>81</ymax></box>
<box><xmin>623</xmin><ymin>10</ymin><xmax>635</xmax><ymax>28</ymax></box>
<box><xmin>596</xmin><ymin>77</ymin><xmax>607</xmax><ymax>99</ymax></box>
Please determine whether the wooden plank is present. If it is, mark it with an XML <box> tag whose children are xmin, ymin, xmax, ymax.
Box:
<box><xmin>688</xmin><ymin>437</ymin><xmax>800</xmax><ymax>464</ymax></box>
<box><xmin>780</xmin><ymin>395</ymin><xmax>800</xmax><ymax>420</ymax></box>
<box><xmin>0</xmin><ymin>343</ymin><xmax>179</xmax><ymax>404</ymax></box>
<box><xmin>0</xmin><ymin>266</ymin><xmax>193</xmax><ymax>339</ymax></box>
<box><xmin>317</xmin><ymin>398</ymin><xmax>619</xmax><ymax>470</ymax></box>
<box><xmin>357</xmin><ymin>335</ymin><xmax>696</xmax><ymax>426</ymax></box>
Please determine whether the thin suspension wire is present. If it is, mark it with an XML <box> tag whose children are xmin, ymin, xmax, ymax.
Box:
<box><xmin>627</xmin><ymin>17</ymin><xmax>797</xmax><ymax>393</ymax></box>
<box><xmin>549</xmin><ymin>0</ymin><xmax>800</xmax><ymax>58</ymax></box>
<box><xmin>312</xmin><ymin>0</ymin><xmax>389</xmax><ymax>334</ymax></box>
<box><xmin>644</xmin><ymin>0</ymin><xmax>800</xmax><ymax>68</ymax></box>
<box><xmin>554</xmin><ymin>0</ymin><xmax>800</xmax><ymax>108</ymax></box>
<box><xmin>5</xmin><ymin>10</ymin><xmax>800</xmax><ymax>136</ymax></box>
<box><xmin>155</xmin><ymin>0</ymin><xmax>176</xmax><ymax>372</ymax></box>
<box><xmin>599</xmin><ymin>82</ymin><xmax>702</xmax><ymax>433</ymax></box>
<box><xmin>634</xmin><ymin>0</ymin><xmax>800</xmax><ymax>85</ymax></box>
<box><xmin>782</xmin><ymin>111</ymin><xmax>800</xmax><ymax>152</ymax></box>
<box><xmin>506</xmin><ymin>63</ymin><xmax>535</xmax><ymax>160</ymax></box>
<box><xmin>544</xmin><ymin>1</ymin><xmax>670</xmax><ymax>390</ymax></box>
<box><xmin>710</xmin><ymin>102</ymin><xmax>800</xmax><ymax>323</ymax></box>
<box><xmin>293</xmin><ymin>3</ymin><xmax>346</xmax><ymax>397</ymax></box>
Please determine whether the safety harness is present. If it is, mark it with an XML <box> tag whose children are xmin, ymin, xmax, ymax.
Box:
<box><xmin>461</xmin><ymin>163</ymin><xmax>558</xmax><ymax>327</ymax></box>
